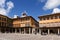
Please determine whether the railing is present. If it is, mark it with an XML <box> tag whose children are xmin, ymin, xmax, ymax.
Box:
<box><xmin>39</xmin><ymin>23</ymin><xmax>60</xmax><ymax>27</ymax></box>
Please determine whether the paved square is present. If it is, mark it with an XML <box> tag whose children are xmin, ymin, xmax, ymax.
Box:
<box><xmin>0</xmin><ymin>33</ymin><xmax>60</xmax><ymax>40</ymax></box>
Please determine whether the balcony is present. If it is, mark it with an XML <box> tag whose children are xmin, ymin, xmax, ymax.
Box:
<box><xmin>39</xmin><ymin>23</ymin><xmax>60</xmax><ymax>27</ymax></box>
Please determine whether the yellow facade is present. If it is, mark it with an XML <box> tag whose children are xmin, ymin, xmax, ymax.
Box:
<box><xmin>13</xmin><ymin>19</ymin><xmax>20</xmax><ymax>27</ymax></box>
<box><xmin>13</xmin><ymin>16</ymin><xmax>39</xmax><ymax>28</ymax></box>
<box><xmin>38</xmin><ymin>13</ymin><xmax>60</xmax><ymax>27</ymax></box>
<box><xmin>40</xmin><ymin>19</ymin><xmax>60</xmax><ymax>24</ymax></box>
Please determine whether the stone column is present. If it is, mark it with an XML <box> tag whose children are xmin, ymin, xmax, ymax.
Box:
<box><xmin>32</xmin><ymin>28</ymin><xmax>33</xmax><ymax>34</ymax></box>
<box><xmin>20</xmin><ymin>28</ymin><xmax>22</xmax><ymax>34</ymax></box>
<box><xmin>15</xmin><ymin>29</ymin><xmax>17</xmax><ymax>33</ymax></box>
<box><xmin>32</xmin><ymin>28</ymin><xmax>35</xmax><ymax>34</ymax></box>
<box><xmin>8</xmin><ymin>28</ymin><xmax>10</xmax><ymax>33</ymax></box>
<box><xmin>58</xmin><ymin>28</ymin><xmax>60</xmax><ymax>35</ymax></box>
<box><xmin>12</xmin><ymin>29</ymin><xmax>13</xmax><ymax>33</ymax></box>
<box><xmin>0</xmin><ymin>28</ymin><xmax>1</xmax><ymax>33</ymax></box>
<box><xmin>39</xmin><ymin>29</ymin><xmax>41</xmax><ymax>34</ymax></box>
<box><xmin>24</xmin><ymin>28</ymin><xmax>25</xmax><ymax>34</ymax></box>
<box><xmin>48</xmin><ymin>29</ymin><xmax>50</xmax><ymax>34</ymax></box>
<box><xmin>29</xmin><ymin>28</ymin><xmax>30</xmax><ymax>34</ymax></box>
<box><xmin>5</xmin><ymin>28</ymin><xmax>6</xmax><ymax>33</ymax></box>
<box><xmin>19</xmin><ymin>28</ymin><xmax>21</xmax><ymax>33</ymax></box>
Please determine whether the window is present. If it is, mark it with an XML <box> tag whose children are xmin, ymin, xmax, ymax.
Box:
<box><xmin>1</xmin><ymin>22</ymin><xmax>4</xmax><ymax>26</ymax></box>
<box><xmin>43</xmin><ymin>18</ymin><xmax>46</xmax><ymax>20</ymax></box>
<box><xmin>14</xmin><ymin>24</ymin><xmax>17</xmax><ymax>27</ymax></box>
<box><xmin>21</xmin><ymin>24</ymin><xmax>25</xmax><ymax>27</ymax></box>
<box><xmin>39</xmin><ymin>24</ymin><xmax>43</xmax><ymax>27</ymax></box>
<box><xmin>59</xmin><ymin>16</ymin><xmax>60</xmax><ymax>19</ymax></box>
<box><xmin>55</xmin><ymin>16</ymin><xmax>57</xmax><ymax>19</ymax></box>
<box><xmin>25</xmin><ymin>18</ymin><xmax>27</xmax><ymax>20</ymax></box>
<box><xmin>2</xmin><ymin>18</ymin><xmax>6</xmax><ymax>21</ymax></box>
<box><xmin>50</xmin><ymin>16</ymin><xmax>53</xmax><ymax>19</ymax></box>
<box><xmin>40</xmin><ymin>18</ymin><xmax>42</xmax><ymax>21</ymax></box>
<box><xmin>0</xmin><ymin>17</ymin><xmax>1</xmax><ymax>20</ymax></box>
<box><xmin>47</xmin><ymin>17</ymin><xmax>49</xmax><ymax>20</ymax></box>
<box><xmin>5</xmin><ymin>23</ymin><xmax>6</xmax><ymax>26</ymax></box>
<box><xmin>25</xmin><ymin>23</ymin><xmax>30</xmax><ymax>27</ymax></box>
<box><xmin>0</xmin><ymin>22</ymin><xmax>1</xmax><ymax>26</ymax></box>
<box><xmin>27</xmin><ymin>18</ymin><xmax>29</xmax><ymax>20</ymax></box>
<box><xmin>21</xmin><ymin>19</ymin><xmax>23</xmax><ymax>22</ymax></box>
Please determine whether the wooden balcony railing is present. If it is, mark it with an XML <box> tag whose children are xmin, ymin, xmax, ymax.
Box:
<box><xmin>39</xmin><ymin>23</ymin><xmax>60</xmax><ymax>27</ymax></box>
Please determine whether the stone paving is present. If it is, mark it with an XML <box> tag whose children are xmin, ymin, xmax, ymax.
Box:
<box><xmin>0</xmin><ymin>33</ymin><xmax>60</xmax><ymax>40</ymax></box>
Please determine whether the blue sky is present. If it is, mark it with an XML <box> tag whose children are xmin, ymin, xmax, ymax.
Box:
<box><xmin>0</xmin><ymin>0</ymin><xmax>60</xmax><ymax>20</ymax></box>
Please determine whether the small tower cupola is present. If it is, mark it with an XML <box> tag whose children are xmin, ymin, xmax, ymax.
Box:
<box><xmin>21</xmin><ymin>11</ymin><xmax>27</xmax><ymax>17</ymax></box>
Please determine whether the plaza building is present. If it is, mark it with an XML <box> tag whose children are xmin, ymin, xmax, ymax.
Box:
<box><xmin>0</xmin><ymin>11</ymin><xmax>39</xmax><ymax>34</ymax></box>
<box><xmin>38</xmin><ymin>13</ymin><xmax>60</xmax><ymax>35</ymax></box>
<box><xmin>0</xmin><ymin>14</ymin><xmax>13</xmax><ymax>33</ymax></box>
<box><xmin>13</xmin><ymin>12</ymin><xmax>39</xmax><ymax>34</ymax></box>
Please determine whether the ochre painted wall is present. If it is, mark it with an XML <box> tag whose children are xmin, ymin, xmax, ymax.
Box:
<box><xmin>13</xmin><ymin>17</ymin><xmax>38</xmax><ymax>28</ymax></box>
<box><xmin>39</xmin><ymin>19</ymin><xmax>60</xmax><ymax>24</ymax></box>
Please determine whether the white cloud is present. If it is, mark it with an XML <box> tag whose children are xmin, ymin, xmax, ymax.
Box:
<box><xmin>52</xmin><ymin>8</ymin><xmax>60</xmax><ymax>13</ymax></box>
<box><xmin>0</xmin><ymin>0</ymin><xmax>14</xmax><ymax>16</ymax></box>
<box><xmin>13</xmin><ymin>15</ymin><xmax>18</xmax><ymax>18</ymax></box>
<box><xmin>0</xmin><ymin>0</ymin><xmax>6</xmax><ymax>8</ymax></box>
<box><xmin>7</xmin><ymin>1</ymin><xmax>14</xmax><ymax>10</ymax></box>
<box><xmin>0</xmin><ymin>8</ymin><xmax>7</xmax><ymax>15</ymax></box>
<box><xmin>6</xmin><ymin>1</ymin><xmax>14</xmax><ymax>14</ymax></box>
<box><xmin>43</xmin><ymin>0</ymin><xmax>60</xmax><ymax>10</ymax></box>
